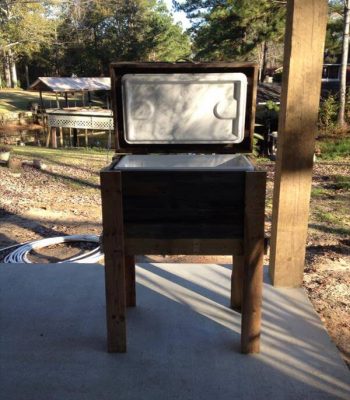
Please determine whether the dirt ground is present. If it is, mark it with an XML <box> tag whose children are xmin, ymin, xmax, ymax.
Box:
<box><xmin>0</xmin><ymin>147</ymin><xmax>349</xmax><ymax>367</ymax></box>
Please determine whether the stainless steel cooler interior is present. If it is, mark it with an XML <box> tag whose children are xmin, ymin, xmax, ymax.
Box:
<box><xmin>115</xmin><ymin>154</ymin><xmax>254</xmax><ymax>171</ymax></box>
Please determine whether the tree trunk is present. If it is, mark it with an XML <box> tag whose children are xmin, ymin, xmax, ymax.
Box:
<box><xmin>338</xmin><ymin>0</ymin><xmax>350</xmax><ymax>127</ymax></box>
<box><xmin>258</xmin><ymin>44</ymin><xmax>262</xmax><ymax>82</ymax></box>
<box><xmin>4</xmin><ymin>52</ymin><xmax>11</xmax><ymax>88</ymax></box>
<box><xmin>8</xmin><ymin>49</ymin><xmax>17</xmax><ymax>88</ymax></box>
<box><xmin>261</xmin><ymin>41</ymin><xmax>269</xmax><ymax>82</ymax></box>
<box><xmin>25</xmin><ymin>65</ymin><xmax>30</xmax><ymax>89</ymax></box>
<box><xmin>10</xmin><ymin>60</ymin><xmax>18</xmax><ymax>88</ymax></box>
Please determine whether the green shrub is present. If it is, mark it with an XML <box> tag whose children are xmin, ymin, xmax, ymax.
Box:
<box><xmin>265</xmin><ymin>100</ymin><xmax>280</xmax><ymax>113</ymax></box>
<box><xmin>318</xmin><ymin>137</ymin><xmax>350</xmax><ymax>160</ymax></box>
<box><xmin>318</xmin><ymin>94</ymin><xmax>339</xmax><ymax>133</ymax></box>
<box><xmin>252</xmin><ymin>133</ymin><xmax>264</xmax><ymax>157</ymax></box>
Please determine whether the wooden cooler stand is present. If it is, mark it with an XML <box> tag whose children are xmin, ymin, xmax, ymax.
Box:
<box><xmin>101</xmin><ymin>62</ymin><xmax>266</xmax><ymax>354</ymax></box>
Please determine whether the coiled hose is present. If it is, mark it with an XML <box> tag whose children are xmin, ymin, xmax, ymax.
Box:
<box><xmin>2</xmin><ymin>234</ymin><xmax>102</xmax><ymax>264</ymax></box>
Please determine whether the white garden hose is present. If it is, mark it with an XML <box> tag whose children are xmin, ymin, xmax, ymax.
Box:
<box><xmin>2</xmin><ymin>234</ymin><xmax>102</xmax><ymax>264</ymax></box>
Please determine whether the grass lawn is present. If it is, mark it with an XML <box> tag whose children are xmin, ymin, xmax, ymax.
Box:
<box><xmin>318</xmin><ymin>137</ymin><xmax>350</xmax><ymax>160</ymax></box>
<box><xmin>11</xmin><ymin>146</ymin><xmax>113</xmax><ymax>188</ymax></box>
<box><xmin>12</xmin><ymin>144</ymin><xmax>110</xmax><ymax>160</ymax></box>
<box><xmin>0</xmin><ymin>89</ymin><xmax>56</xmax><ymax>113</ymax></box>
<box><xmin>0</xmin><ymin>88</ymin><xmax>103</xmax><ymax>113</ymax></box>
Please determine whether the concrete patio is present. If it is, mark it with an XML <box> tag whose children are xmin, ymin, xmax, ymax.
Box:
<box><xmin>1</xmin><ymin>262</ymin><xmax>349</xmax><ymax>400</ymax></box>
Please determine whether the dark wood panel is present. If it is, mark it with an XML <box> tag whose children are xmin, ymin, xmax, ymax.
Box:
<box><xmin>110</xmin><ymin>62</ymin><xmax>257</xmax><ymax>154</ymax></box>
<box><xmin>121</xmin><ymin>171</ymin><xmax>245</xmax><ymax>230</ymax></box>
<box><xmin>125</xmin><ymin>223</ymin><xmax>243</xmax><ymax>239</ymax></box>
<box><xmin>123</xmin><ymin>208</ymin><xmax>244</xmax><ymax>224</ymax></box>
<box><xmin>121</xmin><ymin>171</ymin><xmax>246</xmax><ymax>186</ymax></box>
<box><xmin>125</xmin><ymin>238</ymin><xmax>244</xmax><ymax>255</ymax></box>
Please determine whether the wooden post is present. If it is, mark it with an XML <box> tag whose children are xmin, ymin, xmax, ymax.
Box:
<box><xmin>64</xmin><ymin>93</ymin><xmax>68</xmax><ymax>108</ymax></box>
<box><xmin>85</xmin><ymin>129</ymin><xmax>88</xmax><ymax>147</ymax></box>
<box><xmin>73</xmin><ymin>128</ymin><xmax>78</xmax><ymax>147</ymax></box>
<box><xmin>59</xmin><ymin>127</ymin><xmax>63</xmax><ymax>147</ymax></box>
<box><xmin>55</xmin><ymin>93</ymin><xmax>60</xmax><ymax>108</ymax></box>
<box><xmin>39</xmin><ymin>91</ymin><xmax>44</xmax><ymax>111</ymax></box>
<box><xmin>69</xmin><ymin>128</ymin><xmax>72</xmax><ymax>147</ymax></box>
<box><xmin>101</xmin><ymin>170</ymin><xmax>127</xmax><ymax>352</ymax></box>
<box><xmin>42</xmin><ymin>115</ymin><xmax>50</xmax><ymax>147</ymax></box>
<box><xmin>51</xmin><ymin>127</ymin><xmax>57</xmax><ymax>149</ymax></box>
<box><xmin>45</xmin><ymin>123</ymin><xmax>50</xmax><ymax>147</ymax></box>
<box><xmin>241</xmin><ymin>172</ymin><xmax>266</xmax><ymax>354</ymax></box>
<box><xmin>230</xmin><ymin>256</ymin><xmax>243</xmax><ymax>310</ymax></box>
<box><xmin>125</xmin><ymin>255</ymin><xmax>136</xmax><ymax>307</ymax></box>
<box><xmin>269</xmin><ymin>0</ymin><xmax>328</xmax><ymax>287</ymax></box>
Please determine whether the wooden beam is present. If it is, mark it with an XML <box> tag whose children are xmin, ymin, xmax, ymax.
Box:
<box><xmin>73</xmin><ymin>128</ymin><xmax>78</xmax><ymax>147</ymax></box>
<box><xmin>50</xmin><ymin>127</ymin><xmax>57</xmax><ymax>149</ymax></box>
<box><xmin>59</xmin><ymin>127</ymin><xmax>63</xmax><ymax>147</ymax></box>
<box><xmin>125</xmin><ymin>255</ymin><xmax>136</xmax><ymax>307</ymax></box>
<box><xmin>241</xmin><ymin>171</ymin><xmax>266</xmax><ymax>354</ymax></box>
<box><xmin>269</xmin><ymin>0</ymin><xmax>328</xmax><ymax>287</ymax></box>
<box><xmin>68</xmin><ymin>128</ymin><xmax>72</xmax><ymax>147</ymax></box>
<box><xmin>230</xmin><ymin>256</ymin><xmax>244</xmax><ymax>310</ymax></box>
<box><xmin>39</xmin><ymin>91</ymin><xmax>44</xmax><ymax>111</ymax></box>
<box><xmin>125</xmin><ymin>238</ymin><xmax>244</xmax><ymax>256</ymax></box>
<box><xmin>101</xmin><ymin>171</ymin><xmax>127</xmax><ymax>352</ymax></box>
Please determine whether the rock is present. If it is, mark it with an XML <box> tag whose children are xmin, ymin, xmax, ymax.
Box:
<box><xmin>8</xmin><ymin>158</ymin><xmax>22</xmax><ymax>172</ymax></box>
<box><xmin>33</xmin><ymin>159</ymin><xmax>48</xmax><ymax>171</ymax></box>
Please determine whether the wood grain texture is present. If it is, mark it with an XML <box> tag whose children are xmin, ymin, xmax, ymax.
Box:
<box><xmin>125</xmin><ymin>238</ymin><xmax>244</xmax><ymax>256</ymax></box>
<box><xmin>125</xmin><ymin>255</ymin><xmax>136</xmax><ymax>307</ymax></box>
<box><xmin>100</xmin><ymin>170</ymin><xmax>127</xmax><ymax>352</ymax></box>
<box><xmin>101</xmin><ymin>166</ymin><xmax>266</xmax><ymax>354</ymax></box>
<box><xmin>241</xmin><ymin>171</ymin><xmax>266</xmax><ymax>354</ymax></box>
<box><xmin>50</xmin><ymin>127</ymin><xmax>57</xmax><ymax>149</ymax></box>
<box><xmin>122</xmin><ymin>171</ymin><xmax>245</xmax><ymax>240</ymax></box>
<box><xmin>231</xmin><ymin>256</ymin><xmax>244</xmax><ymax>311</ymax></box>
<box><xmin>269</xmin><ymin>0</ymin><xmax>328</xmax><ymax>287</ymax></box>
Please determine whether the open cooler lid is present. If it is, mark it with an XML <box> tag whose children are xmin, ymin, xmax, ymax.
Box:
<box><xmin>111</xmin><ymin>62</ymin><xmax>258</xmax><ymax>154</ymax></box>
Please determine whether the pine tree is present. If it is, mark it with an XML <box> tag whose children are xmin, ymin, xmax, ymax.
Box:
<box><xmin>175</xmin><ymin>0</ymin><xmax>286</xmax><ymax>78</ymax></box>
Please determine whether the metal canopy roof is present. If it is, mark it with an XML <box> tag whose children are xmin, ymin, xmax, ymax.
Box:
<box><xmin>29</xmin><ymin>77</ymin><xmax>111</xmax><ymax>93</ymax></box>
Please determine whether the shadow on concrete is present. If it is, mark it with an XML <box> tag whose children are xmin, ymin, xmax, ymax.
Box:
<box><xmin>1</xmin><ymin>262</ymin><xmax>349</xmax><ymax>399</ymax></box>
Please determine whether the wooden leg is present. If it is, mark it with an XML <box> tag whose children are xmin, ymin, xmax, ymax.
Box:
<box><xmin>231</xmin><ymin>255</ymin><xmax>244</xmax><ymax>311</ymax></box>
<box><xmin>101</xmin><ymin>170</ymin><xmax>127</xmax><ymax>353</ymax></box>
<box><xmin>125</xmin><ymin>255</ymin><xmax>136</xmax><ymax>307</ymax></box>
<box><xmin>51</xmin><ymin>127</ymin><xmax>57</xmax><ymax>149</ymax></box>
<box><xmin>241</xmin><ymin>172</ymin><xmax>266</xmax><ymax>354</ymax></box>
<box><xmin>59</xmin><ymin>127</ymin><xmax>63</xmax><ymax>147</ymax></box>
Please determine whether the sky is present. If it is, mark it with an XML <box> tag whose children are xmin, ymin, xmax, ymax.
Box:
<box><xmin>164</xmin><ymin>0</ymin><xmax>192</xmax><ymax>30</ymax></box>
